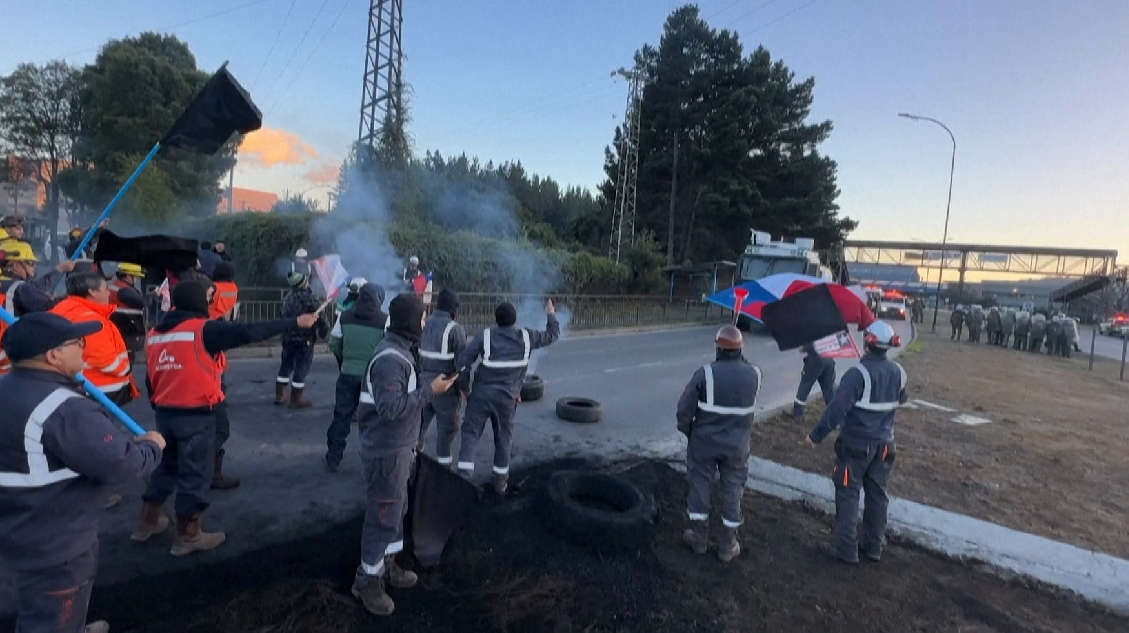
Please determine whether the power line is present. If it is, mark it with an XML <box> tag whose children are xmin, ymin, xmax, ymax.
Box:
<box><xmin>705</xmin><ymin>0</ymin><xmax>747</xmax><ymax>20</ymax></box>
<box><xmin>61</xmin><ymin>0</ymin><xmax>283</xmax><ymax>59</ymax></box>
<box><xmin>741</xmin><ymin>0</ymin><xmax>826</xmax><ymax>37</ymax></box>
<box><xmin>250</xmin><ymin>0</ymin><xmax>301</xmax><ymax>90</ymax></box>
<box><xmin>267</xmin><ymin>0</ymin><xmax>358</xmax><ymax>110</ymax></box>
<box><xmin>262</xmin><ymin>0</ymin><xmax>333</xmax><ymax>99</ymax></box>
<box><xmin>721</xmin><ymin>0</ymin><xmax>785</xmax><ymax>27</ymax></box>
<box><xmin>434</xmin><ymin>79</ymin><xmax>619</xmax><ymax>140</ymax></box>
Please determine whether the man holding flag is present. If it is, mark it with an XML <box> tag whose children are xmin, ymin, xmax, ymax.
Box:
<box><xmin>276</xmin><ymin>273</ymin><xmax>327</xmax><ymax>408</ymax></box>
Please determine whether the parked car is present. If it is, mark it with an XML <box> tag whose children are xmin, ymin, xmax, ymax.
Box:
<box><xmin>1098</xmin><ymin>313</ymin><xmax>1128</xmax><ymax>338</ymax></box>
<box><xmin>878</xmin><ymin>292</ymin><xmax>908</xmax><ymax>320</ymax></box>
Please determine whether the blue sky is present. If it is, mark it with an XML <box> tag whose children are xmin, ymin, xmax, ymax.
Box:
<box><xmin>4</xmin><ymin>0</ymin><xmax>1128</xmax><ymax>257</ymax></box>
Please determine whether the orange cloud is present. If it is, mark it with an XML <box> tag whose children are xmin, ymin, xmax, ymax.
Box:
<box><xmin>238</xmin><ymin>127</ymin><xmax>317</xmax><ymax>167</ymax></box>
<box><xmin>303</xmin><ymin>163</ymin><xmax>340</xmax><ymax>185</ymax></box>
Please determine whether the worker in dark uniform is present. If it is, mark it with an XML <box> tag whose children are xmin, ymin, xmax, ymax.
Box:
<box><xmin>455</xmin><ymin>299</ymin><xmax>560</xmax><ymax>494</ymax></box>
<box><xmin>793</xmin><ymin>342</ymin><xmax>835</xmax><ymax>419</ymax></box>
<box><xmin>352</xmin><ymin>293</ymin><xmax>458</xmax><ymax>616</ymax></box>
<box><xmin>133</xmin><ymin>281</ymin><xmax>320</xmax><ymax>556</ymax></box>
<box><xmin>276</xmin><ymin>272</ymin><xmax>326</xmax><ymax>408</ymax></box>
<box><xmin>108</xmin><ymin>262</ymin><xmax>147</xmax><ymax>366</ymax></box>
<box><xmin>676</xmin><ymin>325</ymin><xmax>761</xmax><ymax>563</ymax></box>
<box><xmin>1</xmin><ymin>240</ymin><xmax>79</xmax><ymax>375</ymax></box>
<box><xmin>949</xmin><ymin>305</ymin><xmax>965</xmax><ymax>340</ymax></box>
<box><xmin>418</xmin><ymin>289</ymin><xmax>468</xmax><ymax>465</ymax></box>
<box><xmin>326</xmin><ymin>282</ymin><xmax>388</xmax><ymax>472</ymax></box>
<box><xmin>806</xmin><ymin>321</ymin><xmax>907</xmax><ymax>564</ymax></box>
<box><xmin>0</xmin><ymin>312</ymin><xmax>165</xmax><ymax>633</ymax></box>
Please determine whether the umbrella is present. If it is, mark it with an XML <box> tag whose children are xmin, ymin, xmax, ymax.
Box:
<box><xmin>707</xmin><ymin>273</ymin><xmax>875</xmax><ymax>327</ymax></box>
<box><xmin>762</xmin><ymin>284</ymin><xmax>857</xmax><ymax>351</ymax></box>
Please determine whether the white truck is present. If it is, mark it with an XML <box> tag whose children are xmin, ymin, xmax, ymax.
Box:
<box><xmin>735</xmin><ymin>230</ymin><xmax>837</xmax><ymax>331</ymax></box>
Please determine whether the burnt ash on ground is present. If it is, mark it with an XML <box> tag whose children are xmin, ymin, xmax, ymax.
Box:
<box><xmin>26</xmin><ymin>458</ymin><xmax>1126</xmax><ymax>633</ymax></box>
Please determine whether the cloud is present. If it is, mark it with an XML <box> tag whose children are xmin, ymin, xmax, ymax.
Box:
<box><xmin>303</xmin><ymin>163</ymin><xmax>340</xmax><ymax>185</ymax></box>
<box><xmin>238</xmin><ymin>127</ymin><xmax>318</xmax><ymax>168</ymax></box>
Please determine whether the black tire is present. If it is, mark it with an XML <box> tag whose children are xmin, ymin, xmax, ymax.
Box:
<box><xmin>535</xmin><ymin>470</ymin><xmax>656</xmax><ymax>553</ymax></box>
<box><xmin>555</xmin><ymin>397</ymin><xmax>602</xmax><ymax>423</ymax></box>
<box><xmin>520</xmin><ymin>374</ymin><xmax>545</xmax><ymax>402</ymax></box>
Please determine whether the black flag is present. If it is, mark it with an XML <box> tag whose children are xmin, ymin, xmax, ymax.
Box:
<box><xmin>160</xmin><ymin>65</ymin><xmax>262</xmax><ymax>155</ymax></box>
<box><xmin>761</xmin><ymin>284</ymin><xmax>850</xmax><ymax>351</ymax></box>
<box><xmin>92</xmin><ymin>231</ymin><xmax>200</xmax><ymax>272</ymax></box>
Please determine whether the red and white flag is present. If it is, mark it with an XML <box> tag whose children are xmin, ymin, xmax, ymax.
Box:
<box><xmin>813</xmin><ymin>330</ymin><xmax>861</xmax><ymax>359</ymax></box>
<box><xmin>312</xmin><ymin>254</ymin><xmax>351</xmax><ymax>299</ymax></box>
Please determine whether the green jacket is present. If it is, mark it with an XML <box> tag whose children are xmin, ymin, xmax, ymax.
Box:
<box><xmin>328</xmin><ymin>284</ymin><xmax>388</xmax><ymax>376</ymax></box>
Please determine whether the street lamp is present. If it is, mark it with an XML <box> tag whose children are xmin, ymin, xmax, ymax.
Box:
<box><xmin>899</xmin><ymin>112</ymin><xmax>956</xmax><ymax>333</ymax></box>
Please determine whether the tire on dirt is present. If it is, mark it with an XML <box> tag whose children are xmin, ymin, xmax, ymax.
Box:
<box><xmin>555</xmin><ymin>397</ymin><xmax>602</xmax><ymax>423</ymax></box>
<box><xmin>520</xmin><ymin>374</ymin><xmax>545</xmax><ymax>402</ymax></box>
<box><xmin>536</xmin><ymin>470</ymin><xmax>656</xmax><ymax>553</ymax></box>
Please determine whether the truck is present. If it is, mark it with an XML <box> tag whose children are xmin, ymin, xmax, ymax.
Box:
<box><xmin>734</xmin><ymin>229</ymin><xmax>841</xmax><ymax>331</ymax></box>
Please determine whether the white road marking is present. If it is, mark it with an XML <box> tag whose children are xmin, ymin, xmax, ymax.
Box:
<box><xmin>913</xmin><ymin>399</ymin><xmax>958</xmax><ymax>412</ymax></box>
<box><xmin>952</xmin><ymin>414</ymin><xmax>992</xmax><ymax>426</ymax></box>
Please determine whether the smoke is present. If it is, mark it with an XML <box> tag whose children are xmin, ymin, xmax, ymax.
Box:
<box><xmin>238</xmin><ymin>127</ymin><xmax>318</xmax><ymax>168</ymax></box>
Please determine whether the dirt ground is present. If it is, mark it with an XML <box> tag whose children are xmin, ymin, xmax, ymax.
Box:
<box><xmin>752</xmin><ymin>326</ymin><xmax>1129</xmax><ymax>559</ymax></box>
<box><xmin>64</xmin><ymin>458</ymin><xmax>1124</xmax><ymax>633</ymax></box>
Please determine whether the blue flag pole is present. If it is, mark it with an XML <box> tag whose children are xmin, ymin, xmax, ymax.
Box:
<box><xmin>0</xmin><ymin>307</ymin><xmax>146</xmax><ymax>436</ymax></box>
<box><xmin>69</xmin><ymin>142</ymin><xmax>162</xmax><ymax>262</ymax></box>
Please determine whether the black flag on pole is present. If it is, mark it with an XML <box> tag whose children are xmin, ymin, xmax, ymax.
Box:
<box><xmin>761</xmin><ymin>284</ymin><xmax>850</xmax><ymax>351</ymax></box>
<box><xmin>160</xmin><ymin>65</ymin><xmax>262</xmax><ymax>155</ymax></box>
<box><xmin>92</xmin><ymin>231</ymin><xmax>200</xmax><ymax>272</ymax></box>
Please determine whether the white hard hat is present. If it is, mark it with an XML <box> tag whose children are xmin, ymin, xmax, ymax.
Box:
<box><xmin>409</xmin><ymin>256</ymin><xmax>419</xmax><ymax>264</ymax></box>
<box><xmin>863</xmin><ymin>321</ymin><xmax>900</xmax><ymax>350</ymax></box>
<box><xmin>295</xmin><ymin>248</ymin><xmax>308</xmax><ymax>258</ymax></box>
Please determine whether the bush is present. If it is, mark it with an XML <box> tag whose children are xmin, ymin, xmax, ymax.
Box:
<box><xmin>188</xmin><ymin>212</ymin><xmax>651</xmax><ymax>294</ymax></box>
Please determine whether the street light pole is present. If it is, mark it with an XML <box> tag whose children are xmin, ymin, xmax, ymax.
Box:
<box><xmin>899</xmin><ymin>113</ymin><xmax>955</xmax><ymax>333</ymax></box>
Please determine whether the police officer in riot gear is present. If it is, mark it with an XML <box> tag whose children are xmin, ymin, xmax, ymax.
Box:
<box><xmin>676</xmin><ymin>325</ymin><xmax>762</xmax><ymax>563</ymax></box>
<box><xmin>806</xmin><ymin>321</ymin><xmax>907</xmax><ymax>564</ymax></box>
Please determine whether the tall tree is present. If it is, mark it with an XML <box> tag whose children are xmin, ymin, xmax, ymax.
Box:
<box><xmin>601</xmin><ymin>5</ymin><xmax>856</xmax><ymax>265</ymax></box>
<box><xmin>58</xmin><ymin>33</ymin><xmax>237</xmax><ymax>226</ymax></box>
<box><xmin>0</xmin><ymin>60</ymin><xmax>82</xmax><ymax>231</ymax></box>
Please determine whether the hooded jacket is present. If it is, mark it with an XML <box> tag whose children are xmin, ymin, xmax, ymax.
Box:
<box><xmin>329</xmin><ymin>283</ymin><xmax>388</xmax><ymax>376</ymax></box>
<box><xmin>50</xmin><ymin>296</ymin><xmax>132</xmax><ymax>393</ymax></box>
<box><xmin>281</xmin><ymin>284</ymin><xmax>326</xmax><ymax>347</ymax></box>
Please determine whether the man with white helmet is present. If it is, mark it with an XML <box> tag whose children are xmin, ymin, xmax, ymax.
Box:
<box><xmin>402</xmin><ymin>256</ymin><xmax>421</xmax><ymax>291</ymax></box>
<box><xmin>806</xmin><ymin>321</ymin><xmax>907</xmax><ymax>565</ymax></box>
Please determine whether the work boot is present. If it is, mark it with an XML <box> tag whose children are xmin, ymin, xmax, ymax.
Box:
<box><xmin>170</xmin><ymin>514</ymin><xmax>226</xmax><ymax>556</ymax></box>
<box><xmin>385</xmin><ymin>555</ymin><xmax>418</xmax><ymax>588</ymax></box>
<box><xmin>211</xmin><ymin>450</ymin><xmax>240</xmax><ymax>490</ymax></box>
<box><xmin>491</xmin><ymin>473</ymin><xmax>508</xmax><ymax>495</ymax></box>
<box><xmin>821</xmin><ymin>541</ymin><xmax>859</xmax><ymax>565</ymax></box>
<box><xmin>352</xmin><ymin>571</ymin><xmax>395</xmax><ymax>616</ymax></box>
<box><xmin>130</xmin><ymin>502</ymin><xmax>169</xmax><ymax>542</ymax></box>
<box><xmin>289</xmin><ymin>387</ymin><xmax>313</xmax><ymax>409</ymax></box>
<box><xmin>84</xmin><ymin>621</ymin><xmax>110</xmax><ymax>633</ymax></box>
<box><xmin>682</xmin><ymin>520</ymin><xmax>708</xmax><ymax>555</ymax></box>
<box><xmin>274</xmin><ymin>381</ymin><xmax>288</xmax><ymax>405</ymax></box>
<box><xmin>859</xmin><ymin>545</ymin><xmax>882</xmax><ymax>562</ymax></box>
<box><xmin>717</xmin><ymin>526</ymin><xmax>741</xmax><ymax>563</ymax></box>
<box><xmin>792</xmin><ymin>403</ymin><xmax>804</xmax><ymax>419</ymax></box>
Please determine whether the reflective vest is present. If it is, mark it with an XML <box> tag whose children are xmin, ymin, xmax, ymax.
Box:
<box><xmin>210</xmin><ymin>281</ymin><xmax>239</xmax><ymax>320</ymax></box>
<box><xmin>50</xmin><ymin>296</ymin><xmax>131</xmax><ymax>393</ymax></box>
<box><xmin>146</xmin><ymin>319</ymin><xmax>224</xmax><ymax>409</ymax></box>
<box><xmin>481</xmin><ymin>328</ymin><xmax>530</xmax><ymax>368</ymax></box>
<box><xmin>108</xmin><ymin>280</ymin><xmax>143</xmax><ymax>316</ymax></box>
<box><xmin>0</xmin><ymin>388</ymin><xmax>82</xmax><ymax>488</ymax></box>
<box><xmin>420</xmin><ymin>321</ymin><xmax>458</xmax><ymax>361</ymax></box>
<box><xmin>853</xmin><ymin>362</ymin><xmax>907</xmax><ymax>412</ymax></box>
<box><xmin>0</xmin><ymin>278</ymin><xmax>22</xmax><ymax>375</ymax></box>
<box><xmin>697</xmin><ymin>362</ymin><xmax>760</xmax><ymax>416</ymax></box>
<box><xmin>360</xmin><ymin>348</ymin><xmax>417</xmax><ymax>405</ymax></box>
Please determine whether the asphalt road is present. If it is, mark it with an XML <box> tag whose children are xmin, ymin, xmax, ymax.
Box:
<box><xmin>1079</xmin><ymin>326</ymin><xmax>1129</xmax><ymax>362</ymax></box>
<box><xmin>0</xmin><ymin>320</ymin><xmax>913</xmax><ymax>616</ymax></box>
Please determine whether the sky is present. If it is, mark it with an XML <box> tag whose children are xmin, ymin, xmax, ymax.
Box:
<box><xmin>3</xmin><ymin>0</ymin><xmax>1128</xmax><ymax>261</ymax></box>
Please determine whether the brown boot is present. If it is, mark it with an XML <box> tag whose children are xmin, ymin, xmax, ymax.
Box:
<box><xmin>682</xmin><ymin>519</ymin><xmax>708</xmax><ymax>555</ymax></box>
<box><xmin>131</xmin><ymin>502</ymin><xmax>169</xmax><ymax>542</ymax></box>
<box><xmin>352</xmin><ymin>571</ymin><xmax>395</xmax><ymax>616</ymax></box>
<box><xmin>717</xmin><ymin>526</ymin><xmax>741</xmax><ymax>563</ymax></box>
<box><xmin>385</xmin><ymin>555</ymin><xmax>418</xmax><ymax>588</ymax></box>
<box><xmin>289</xmin><ymin>386</ymin><xmax>313</xmax><ymax>409</ymax></box>
<box><xmin>274</xmin><ymin>381</ymin><xmax>288</xmax><ymax>405</ymax></box>
<box><xmin>170</xmin><ymin>514</ymin><xmax>226</xmax><ymax>556</ymax></box>
<box><xmin>210</xmin><ymin>450</ymin><xmax>240</xmax><ymax>490</ymax></box>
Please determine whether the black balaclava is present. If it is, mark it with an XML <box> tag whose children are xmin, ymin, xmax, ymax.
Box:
<box><xmin>716</xmin><ymin>348</ymin><xmax>744</xmax><ymax>362</ymax></box>
<box><xmin>172</xmin><ymin>280</ymin><xmax>211</xmax><ymax>317</ymax></box>
<box><xmin>211</xmin><ymin>262</ymin><xmax>235</xmax><ymax>283</ymax></box>
<box><xmin>388</xmin><ymin>293</ymin><xmax>425</xmax><ymax>344</ymax></box>
<box><xmin>495</xmin><ymin>301</ymin><xmax>517</xmax><ymax>327</ymax></box>
<box><xmin>437</xmin><ymin>288</ymin><xmax>460</xmax><ymax>319</ymax></box>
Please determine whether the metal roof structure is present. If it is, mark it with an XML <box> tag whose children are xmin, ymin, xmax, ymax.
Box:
<box><xmin>843</xmin><ymin>240</ymin><xmax>1118</xmax><ymax>277</ymax></box>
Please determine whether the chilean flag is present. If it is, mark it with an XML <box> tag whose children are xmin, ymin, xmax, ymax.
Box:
<box><xmin>312</xmin><ymin>254</ymin><xmax>351</xmax><ymax>300</ymax></box>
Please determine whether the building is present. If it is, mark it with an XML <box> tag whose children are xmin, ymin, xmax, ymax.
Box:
<box><xmin>847</xmin><ymin>263</ymin><xmax>943</xmax><ymax>295</ymax></box>
<box><xmin>217</xmin><ymin>187</ymin><xmax>280</xmax><ymax>214</ymax></box>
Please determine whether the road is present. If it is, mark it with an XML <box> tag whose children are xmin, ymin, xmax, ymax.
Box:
<box><xmin>1079</xmin><ymin>326</ymin><xmax>1129</xmax><ymax>362</ymax></box>
<box><xmin>0</xmin><ymin>320</ymin><xmax>912</xmax><ymax>616</ymax></box>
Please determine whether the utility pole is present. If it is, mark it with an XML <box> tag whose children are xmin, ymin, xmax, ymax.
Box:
<box><xmin>609</xmin><ymin>66</ymin><xmax>648</xmax><ymax>264</ymax></box>
<box><xmin>358</xmin><ymin>0</ymin><xmax>405</xmax><ymax>152</ymax></box>
<box><xmin>227</xmin><ymin>164</ymin><xmax>234</xmax><ymax>214</ymax></box>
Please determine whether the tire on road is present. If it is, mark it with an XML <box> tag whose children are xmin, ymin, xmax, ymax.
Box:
<box><xmin>536</xmin><ymin>470</ymin><xmax>656</xmax><ymax>553</ymax></box>
<box><xmin>520</xmin><ymin>374</ymin><xmax>545</xmax><ymax>402</ymax></box>
<box><xmin>555</xmin><ymin>397</ymin><xmax>602</xmax><ymax>423</ymax></box>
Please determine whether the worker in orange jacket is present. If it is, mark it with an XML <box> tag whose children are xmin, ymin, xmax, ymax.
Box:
<box><xmin>209</xmin><ymin>262</ymin><xmax>239</xmax><ymax>321</ymax></box>
<box><xmin>49</xmin><ymin>270</ymin><xmax>138</xmax><ymax>407</ymax></box>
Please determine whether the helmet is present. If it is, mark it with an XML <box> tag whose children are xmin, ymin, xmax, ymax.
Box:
<box><xmin>715</xmin><ymin>325</ymin><xmax>744</xmax><ymax>350</ymax></box>
<box><xmin>863</xmin><ymin>321</ymin><xmax>901</xmax><ymax>350</ymax></box>
<box><xmin>117</xmin><ymin>262</ymin><xmax>144</xmax><ymax>276</ymax></box>
<box><xmin>348</xmin><ymin>276</ymin><xmax>368</xmax><ymax>290</ymax></box>
<box><xmin>0</xmin><ymin>228</ymin><xmax>7</xmax><ymax>241</ymax></box>
<box><xmin>68</xmin><ymin>227</ymin><xmax>83</xmax><ymax>238</ymax></box>
<box><xmin>295</xmin><ymin>248</ymin><xmax>308</xmax><ymax>258</ymax></box>
<box><xmin>409</xmin><ymin>256</ymin><xmax>419</xmax><ymax>265</ymax></box>
<box><xmin>0</xmin><ymin>240</ymin><xmax>39</xmax><ymax>263</ymax></box>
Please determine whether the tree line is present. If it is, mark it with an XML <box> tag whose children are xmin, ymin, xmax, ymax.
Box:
<box><xmin>1</xmin><ymin>3</ymin><xmax>853</xmax><ymax>292</ymax></box>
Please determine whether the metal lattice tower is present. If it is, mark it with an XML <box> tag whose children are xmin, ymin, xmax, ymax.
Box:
<box><xmin>610</xmin><ymin>67</ymin><xmax>646</xmax><ymax>264</ymax></box>
<box><xmin>358</xmin><ymin>0</ymin><xmax>404</xmax><ymax>150</ymax></box>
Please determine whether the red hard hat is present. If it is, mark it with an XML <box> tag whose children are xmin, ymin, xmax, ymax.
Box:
<box><xmin>715</xmin><ymin>325</ymin><xmax>744</xmax><ymax>350</ymax></box>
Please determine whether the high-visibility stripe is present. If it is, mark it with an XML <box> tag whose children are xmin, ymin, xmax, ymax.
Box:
<box><xmin>688</xmin><ymin>512</ymin><xmax>709</xmax><ymax>521</ymax></box>
<box><xmin>385</xmin><ymin>540</ymin><xmax>403</xmax><ymax>556</ymax></box>
<box><xmin>492</xmin><ymin>465</ymin><xmax>509</xmax><ymax>475</ymax></box>
<box><xmin>436</xmin><ymin>456</ymin><xmax>453</xmax><ymax>465</ymax></box>
<box><xmin>360</xmin><ymin>559</ymin><xmax>385</xmax><ymax>576</ymax></box>
<box><xmin>420</xmin><ymin>321</ymin><xmax>458</xmax><ymax>360</ymax></box>
<box><xmin>698</xmin><ymin>364</ymin><xmax>757</xmax><ymax>415</ymax></box>
<box><xmin>856</xmin><ymin>364</ymin><xmax>904</xmax><ymax>412</ymax></box>
<box><xmin>363</xmin><ymin>348</ymin><xmax>418</xmax><ymax>404</ymax></box>
<box><xmin>147</xmin><ymin>331</ymin><xmax>196</xmax><ymax>345</ymax></box>
<box><xmin>482</xmin><ymin>328</ymin><xmax>530</xmax><ymax>368</ymax></box>
<box><xmin>113</xmin><ymin>308</ymin><xmax>143</xmax><ymax>316</ymax></box>
<box><xmin>0</xmin><ymin>388</ymin><xmax>81</xmax><ymax>488</ymax></box>
<box><xmin>457</xmin><ymin>461</ymin><xmax>475</xmax><ymax>471</ymax></box>
<box><xmin>722</xmin><ymin>517</ymin><xmax>742</xmax><ymax>528</ymax></box>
